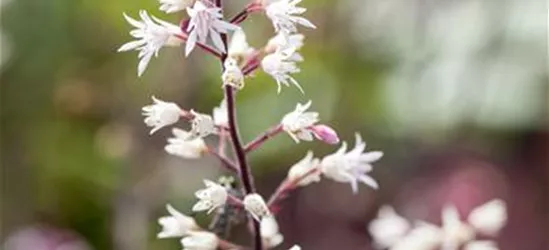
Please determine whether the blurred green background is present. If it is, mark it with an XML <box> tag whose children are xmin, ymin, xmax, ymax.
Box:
<box><xmin>1</xmin><ymin>0</ymin><xmax>547</xmax><ymax>249</ymax></box>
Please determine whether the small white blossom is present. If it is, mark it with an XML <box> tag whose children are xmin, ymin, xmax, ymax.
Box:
<box><xmin>212</xmin><ymin>99</ymin><xmax>228</xmax><ymax>127</ymax></box>
<box><xmin>118</xmin><ymin>10</ymin><xmax>182</xmax><ymax>77</ymax></box>
<box><xmin>261</xmin><ymin>216</ymin><xmax>284</xmax><ymax>248</ymax></box>
<box><xmin>288</xmin><ymin>245</ymin><xmax>301</xmax><ymax>250</ymax></box>
<box><xmin>368</xmin><ymin>206</ymin><xmax>411</xmax><ymax>249</ymax></box>
<box><xmin>185</xmin><ymin>1</ymin><xmax>239</xmax><ymax>56</ymax></box>
<box><xmin>467</xmin><ymin>199</ymin><xmax>507</xmax><ymax>236</ymax></box>
<box><xmin>463</xmin><ymin>241</ymin><xmax>498</xmax><ymax>250</ymax></box>
<box><xmin>440</xmin><ymin>205</ymin><xmax>476</xmax><ymax>250</ymax></box>
<box><xmin>266</xmin><ymin>32</ymin><xmax>304</xmax><ymax>62</ymax></box>
<box><xmin>221</xmin><ymin>58</ymin><xmax>245</xmax><ymax>89</ymax></box>
<box><xmin>287</xmin><ymin>151</ymin><xmax>321</xmax><ymax>186</ymax></box>
<box><xmin>188</xmin><ymin>110</ymin><xmax>215</xmax><ymax>140</ymax></box>
<box><xmin>264</xmin><ymin>0</ymin><xmax>316</xmax><ymax>34</ymax></box>
<box><xmin>142</xmin><ymin>96</ymin><xmax>183</xmax><ymax>134</ymax></box>
<box><xmin>228</xmin><ymin>29</ymin><xmax>255</xmax><ymax>62</ymax></box>
<box><xmin>165</xmin><ymin>128</ymin><xmax>207</xmax><ymax>159</ymax></box>
<box><xmin>243</xmin><ymin>193</ymin><xmax>271</xmax><ymax>221</ymax></box>
<box><xmin>181</xmin><ymin>231</ymin><xmax>218</xmax><ymax>250</ymax></box>
<box><xmin>281</xmin><ymin>101</ymin><xmax>319</xmax><ymax>142</ymax></box>
<box><xmin>390</xmin><ymin>222</ymin><xmax>443</xmax><ymax>250</ymax></box>
<box><xmin>261</xmin><ymin>47</ymin><xmax>303</xmax><ymax>93</ymax></box>
<box><xmin>192</xmin><ymin>180</ymin><xmax>228</xmax><ymax>214</ymax></box>
<box><xmin>320</xmin><ymin>133</ymin><xmax>383</xmax><ymax>193</ymax></box>
<box><xmin>159</xmin><ymin>0</ymin><xmax>194</xmax><ymax>13</ymax></box>
<box><xmin>157</xmin><ymin>204</ymin><xmax>198</xmax><ymax>238</ymax></box>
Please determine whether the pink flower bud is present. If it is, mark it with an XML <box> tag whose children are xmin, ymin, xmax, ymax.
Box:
<box><xmin>311</xmin><ymin>124</ymin><xmax>339</xmax><ymax>144</ymax></box>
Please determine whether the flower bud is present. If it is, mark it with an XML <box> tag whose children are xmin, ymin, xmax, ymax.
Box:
<box><xmin>243</xmin><ymin>193</ymin><xmax>271</xmax><ymax>221</ymax></box>
<box><xmin>311</xmin><ymin>124</ymin><xmax>339</xmax><ymax>144</ymax></box>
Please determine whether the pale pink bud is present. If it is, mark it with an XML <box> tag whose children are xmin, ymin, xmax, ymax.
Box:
<box><xmin>311</xmin><ymin>124</ymin><xmax>339</xmax><ymax>144</ymax></box>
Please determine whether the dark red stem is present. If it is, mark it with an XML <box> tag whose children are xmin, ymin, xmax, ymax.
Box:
<box><xmin>216</xmin><ymin>1</ymin><xmax>262</xmax><ymax>249</ymax></box>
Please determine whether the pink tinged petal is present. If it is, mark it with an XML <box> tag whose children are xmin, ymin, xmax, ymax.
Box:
<box><xmin>358</xmin><ymin>174</ymin><xmax>379</xmax><ymax>189</ymax></box>
<box><xmin>210</xmin><ymin>32</ymin><xmax>226</xmax><ymax>53</ymax></box>
<box><xmin>185</xmin><ymin>31</ymin><xmax>198</xmax><ymax>57</ymax></box>
<box><xmin>311</xmin><ymin>124</ymin><xmax>340</xmax><ymax>144</ymax></box>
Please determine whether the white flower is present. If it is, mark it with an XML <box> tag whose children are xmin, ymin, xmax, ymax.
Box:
<box><xmin>440</xmin><ymin>205</ymin><xmax>476</xmax><ymax>250</ymax></box>
<box><xmin>212</xmin><ymin>99</ymin><xmax>228</xmax><ymax>127</ymax></box>
<box><xmin>287</xmin><ymin>151</ymin><xmax>321</xmax><ymax>186</ymax></box>
<box><xmin>264</xmin><ymin>0</ymin><xmax>316</xmax><ymax>34</ymax></box>
<box><xmin>281</xmin><ymin>101</ymin><xmax>319</xmax><ymax>142</ymax></box>
<box><xmin>228</xmin><ymin>29</ymin><xmax>255</xmax><ymax>62</ymax></box>
<box><xmin>118</xmin><ymin>10</ymin><xmax>182</xmax><ymax>77</ymax></box>
<box><xmin>185</xmin><ymin>1</ymin><xmax>240</xmax><ymax>56</ymax></box>
<box><xmin>266</xmin><ymin>32</ymin><xmax>304</xmax><ymax>62</ymax></box>
<box><xmin>221</xmin><ymin>58</ymin><xmax>245</xmax><ymax>89</ymax></box>
<box><xmin>142</xmin><ymin>96</ymin><xmax>183</xmax><ymax>134</ymax></box>
<box><xmin>157</xmin><ymin>204</ymin><xmax>198</xmax><ymax>238</ymax></box>
<box><xmin>159</xmin><ymin>0</ymin><xmax>194</xmax><ymax>13</ymax></box>
<box><xmin>181</xmin><ymin>231</ymin><xmax>218</xmax><ymax>250</ymax></box>
<box><xmin>467</xmin><ymin>199</ymin><xmax>507</xmax><ymax>236</ymax></box>
<box><xmin>390</xmin><ymin>222</ymin><xmax>443</xmax><ymax>250</ymax></box>
<box><xmin>261</xmin><ymin>47</ymin><xmax>303</xmax><ymax>93</ymax></box>
<box><xmin>165</xmin><ymin>128</ymin><xmax>207</xmax><ymax>159</ymax></box>
<box><xmin>368</xmin><ymin>206</ymin><xmax>411</xmax><ymax>249</ymax></box>
<box><xmin>320</xmin><ymin>133</ymin><xmax>383</xmax><ymax>193</ymax></box>
<box><xmin>261</xmin><ymin>216</ymin><xmax>284</xmax><ymax>248</ymax></box>
<box><xmin>187</xmin><ymin>110</ymin><xmax>215</xmax><ymax>140</ymax></box>
<box><xmin>288</xmin><ymin>245</ymin><xmax>301</xmax><ymax>250</ymax></box>
<box><xmin>463</xmin><ymin>241</ymin><xmax>498</xmax><ymax>250</ymax></box>
<box><xmin>243</xmin><ymin>193</ymin><xmax>271</xmax><ymax>221</ymax></box>
<box><xmin>192</xmin><ymin>180</ymin><xmax>228</xmax><ymax>214</ymax></box>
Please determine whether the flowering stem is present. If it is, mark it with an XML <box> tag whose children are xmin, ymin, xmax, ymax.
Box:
<box><xmin>224</xmin><ymin>86</ymin><xmax>263</xmax><ymax>250</ymax></box>
<box><xmin>267</xmin><ymin>168</ymin><xmax>320</xmax><ymax>210</ymax></box>
<box><xmin>244</xmin><ymin>125</ymin><xmax>283</xmax><ymax>153</ymax></box>
<box><xmin>205</xmin><ymin>147</ymin><xmax>238</xmax><ymax>173</ymax></box>
<box><xmin>216</xmin><ymin>0</ymin><xmax>262</xmax><ymax>249</ymax></box>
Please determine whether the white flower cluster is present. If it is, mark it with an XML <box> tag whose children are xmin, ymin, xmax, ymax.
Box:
<box><xmin>119</xmin><ymin>0</ymin><xmax>316</xmax><ymax>95</ymax></box>
<box><xmin>119</xmin><ymin>1</ymin><xmax>383</xmax><ymax>250</ymax></box>
<box><xmin>141</xmin><ymin>96</ymin><xmax>229</xmax><ymax>159</ymax></box>
<box><xmin>368</xmin><ymin>199</ymin><xmax>507</xmax><ymax>250</ymax></box>
<box><xmin>286</xmin><ymin>133</ymin><xmax>383</xmax><ymax>193</ymax></box>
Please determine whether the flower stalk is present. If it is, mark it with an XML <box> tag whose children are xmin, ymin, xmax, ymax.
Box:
<box><xmin>244</xmin><ymin>125</ymin><xmax>284</xmax><ymax>153</ymax></box>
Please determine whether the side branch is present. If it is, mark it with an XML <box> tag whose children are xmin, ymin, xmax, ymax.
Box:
<box><xmin>267</xmin><ymin>168</ymin><xmax>320</xmax><ymax>210</ymax></box>
<box><xmin>205</xmin><ymin>147</ymin><xmax>238</xmax><ymax>173</ymax></box>
<box><xmin>244</xmin><ymin>125</ymin><xmax>283</xmax><ymax>153</ymax></box>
